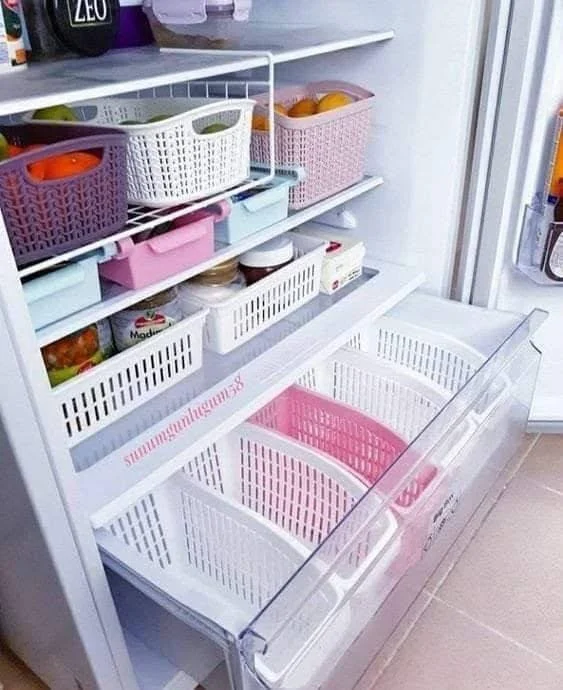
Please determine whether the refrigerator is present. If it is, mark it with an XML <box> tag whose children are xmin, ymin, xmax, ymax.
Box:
<box><xmin>0</xmin><ymin>0</ymin><xmax>559</xmax><ymax>688</ymax></box>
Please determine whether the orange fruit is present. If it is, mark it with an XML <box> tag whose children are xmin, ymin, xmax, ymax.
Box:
<box><xmin>274</xmin><ymin>103</ymin><xmax>288</xmax><ymax>115</ymax></box>
<box><xmin>252</xmin><ymin>113</ymin><xmax>269</xmax><ymax>131</ymax></box>
<box><xmin>7</xmin><ymin>144</ymin><xmax>23</xmax><ymax>158</ymax></box>
<box><xmin>316</xmin><ymin>91</ymin><xmax>354</xmax><ymax>113</ymax></box>
<box><xmin>24</xmin><ymin>145</ymin><xmax>47</xmax><ymax>181</ymax></box>
<box><xmin>288</xmin><ymin>98</ymin><xmax>318</xmax><ymax>118</ymax></box>
<box><xmin>43</xmin><ymin>151</ymin><xmax>101</xmax><ymax>181</ymax></box>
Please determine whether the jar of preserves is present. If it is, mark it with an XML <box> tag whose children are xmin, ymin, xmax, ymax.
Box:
<box><xmin>109</xmin><ymin>287</ymin><xmax>183</xmax><ymax>352</ymax></box>
<box><xmin>41</xmin><ymin>325</ymin><xmax>102</xmax><ymax>387</ymax></box>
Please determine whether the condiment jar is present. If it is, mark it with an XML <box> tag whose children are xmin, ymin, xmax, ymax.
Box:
<box><xmin>41</xmin><ymin>325</ymin><xmax>102</xmax><ymax>387</ymax></box>
<box><xmin>239</xmin><ymin>236</ymin><xmax>294</xmax><ymax>285</ymax></box>
<box><xmin>191</xmin><ymin>256</ymin><xmax>240</xmax><ymax>286</ymax></box>
<box><xmin>110</xmin><ymin>287</ymin><xmax>182</xmax><ymax>352</ymax></box>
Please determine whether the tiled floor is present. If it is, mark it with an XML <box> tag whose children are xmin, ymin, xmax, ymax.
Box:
<box><xmin>358</xmin><ymin>433</ymin><xmax>563</xmax><ymax>690</ymax></box>
<box><xmin>1</xmin><ymin>435</ymin><xmax>562</xmax><ymax>690</ymax></box>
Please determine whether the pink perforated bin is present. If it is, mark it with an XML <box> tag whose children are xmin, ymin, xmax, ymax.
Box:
<box><xmin>99</xmin><ymin>201</ymin><xmax>229</xmax><ymax>289</ymax></box>
<box><xmin>251</xmin><ymin>384</ymin><xmax>442</xmax><ymax>576</ymax></box>
<box><xmin>250</xmin><ymin>81</ymin><xmax>375</xmax><ymax>210</ymax></box>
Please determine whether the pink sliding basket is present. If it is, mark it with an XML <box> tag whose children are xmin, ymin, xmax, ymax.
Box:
<box><xmin>99</xmin><ymin>201</ymin><xmax>229</xmax><ymax>289</ymax></box>
<box><xmin>250</xmin><ymin>384</ymin><xmax>445</xmax><ymax>577</ymax></box>
<box><xmin>250</xmin><ymin>81</ymin><xmax>375</xmax><ymax>209</ymax></box>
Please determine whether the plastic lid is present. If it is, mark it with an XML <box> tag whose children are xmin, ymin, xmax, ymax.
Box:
<box><xmin>46</xmin><ymin>0</ymin><xmax>120</xmax><ymax>56</ymax></box>
<box><xmin>239</xmin><ymin>236</ymin><xmax>294</xmax><ymax>268</ymax></box>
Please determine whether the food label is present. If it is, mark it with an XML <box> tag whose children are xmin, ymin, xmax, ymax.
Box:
<box><xmin>0</xmin><ymin>0</ymin><xmax>27</xmax><ymax>71</ymax></box>
<box><xmin>110</xmin><ymin>300</ymin><xmax>183</xmax><ymax>352</ymax></box>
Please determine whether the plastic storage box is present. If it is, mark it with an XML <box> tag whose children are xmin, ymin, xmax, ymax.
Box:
<box><xmin>23</xmin><ymin>248</ymin><xmax>113</xmax><ymax>330</ymax></box>
<box><xmin>50</xmin><ymin>97</ymin><xmax>255</xmax><ymax>206</ymax></box>
<box><xmin>250</xmin><ymin>81</ymin><xmax>375</xmax><ymax>209</ymax></box>
<box><xmin>215</xmin><ymin>169</ymin><xmax>300</xmax><ymax>245</ymax></box>
<box><xmin>54</xmin><ymin>308</ymin><xmax>208</xmax><ymax>443</ymax></box>
<box><xmin>179</xmin><ymin>232</ymin><xmax>325</xmax><ymax>353</ymax></box>
<box><xmin>0</xmin><ymin>124</ymin><xmax>128</xmax><ymax>266</ymax></box>
<box><xmin>98</xmin><ymin>423</ymin><xmax>398</xmax><ymax>687</ymax></box>
<box><xmin>99</xmin><ymin>201</ymin><xmax>229</xmax><ymax>289</ymax></box>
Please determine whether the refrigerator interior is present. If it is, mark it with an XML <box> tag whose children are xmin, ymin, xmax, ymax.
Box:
<box><xmin>0</xmin><ymin>1</ymin><xmax>551</xmax><ymax>688</ymax></box>
<box><xmin>249</xmin><ymin>0</ymin><xmax>487</xmax><ymax>295</ymax></box>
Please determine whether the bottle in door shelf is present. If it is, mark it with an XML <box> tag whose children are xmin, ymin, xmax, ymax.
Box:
<box><xmin>542</xmin><ymin>198</ymin><xmax>563</xmax><ymax>282</ymax></box>
<box><xmin>548</xmin><ymin>108</ymin><xmax>563</xmax><ymax>200</ymax></box>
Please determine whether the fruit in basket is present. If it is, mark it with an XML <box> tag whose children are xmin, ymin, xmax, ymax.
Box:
<box><xmin>146</xmin><ymin>114</ymin><xmax>173</xmax><ymax>123</ymax></box>
<box><xmin>274</xmin><ymin>103</ymin><xmax>288</xmax><ymax>115</ymax></box>
<box><xmin>252</xmin><ymin>113</ymin><xmax>269</xmax><ymax>131</ymax></box>
<box><xmin>31</xmin><ymin>104</ymin><xmax>78</xmax><ymax>122</ymax></box>
<box><xmin>201</xmin><ymin>123</ymin><xmax>230</xmax><ymax>134</ymax></box>
<box><xmin>42</xmin><ymin>151</ymin><xmax>101</xmax><ymax>180</ymax></box>
<box><xmin>120</xmin><ymin>120</ymin><xmax>142</xmax><ymax>125</ymax></box>
<box><xmin>8</xmin><ymin>144</ymin><xmax>23</xmax><ymax>158</ymax></box>
<box><xmin>0</xmin><ymin>133</ymin><xmax>9</xmax><ymax>161</ymax></box>
<box><xmin>288</xmin><ymin>98</ymin><xmax>318</xmax><ymax>118</ymax></box>
<box><xmin>316</xmin><ymin>92</ymin><xmax>354</xmax><ymax>113</ymax></box>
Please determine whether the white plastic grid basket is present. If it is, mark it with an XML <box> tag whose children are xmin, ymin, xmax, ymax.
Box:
<box><xmin>50</xmin><ymin>97</ymin><xmax>255</xmax><ymax>207</ymax></box>
<box><xmin>179</xmin><ymin>233</ymin><xmax>326</xmax><ymax>354</ymax></box>
<box><xmin>350</xmin><ymin>316</ymin><xmax>508</xmax><ymax>420</ymax></box>
<box><xmin>98</xmin><ymin>424</ymin><xmax>398</xmax><ymax>637</ymax></box>
<box><xmin>54</xmin><ymin>309</ymin><xmax>207</xmax><ymax>445</ymax></box>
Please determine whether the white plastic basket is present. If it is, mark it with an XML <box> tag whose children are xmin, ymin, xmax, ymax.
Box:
<box><xmin>41</xmin><ymin>97</ymin><xmax>255</xmax><ymax>207</ymax></box>
<box><xmin>350</xmin><ymin>316</ymin><xmax>508</xmax><ymax>421</ymax></box>
<box><xmin>98</xmin><ymin>424</ymin><xmax>398</xmax><ymax>627</ymax></box>
<box><xmin>179</xmin><ymin>233</ymin><xmax>326</xmax><ymax>354</ymax></box>
<box><xmin>300</xmin><ymin>348</ymin><xmax>452</xmax><ymax>443</ymax></box>
<box><xmin>55</xmin><ymin>309</ymin><xmax>208</xmax><ymax>446</ymax></box>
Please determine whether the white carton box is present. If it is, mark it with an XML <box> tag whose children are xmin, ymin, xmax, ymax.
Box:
<box><xmin>295</xmin><ymin>226</ymin><xmax>366</xmax><ymax>294</ymax></box>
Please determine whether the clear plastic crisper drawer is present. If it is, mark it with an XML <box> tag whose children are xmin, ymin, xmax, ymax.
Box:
<box><xmin>97</xmin><ymin>293</ymin><xmax>546</xmax><ymax>690</ymax></box>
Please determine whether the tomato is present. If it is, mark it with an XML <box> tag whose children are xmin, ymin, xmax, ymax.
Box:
<box><xmin>43</xmin><ymin>151</ymin><xmax>101</xmax><ymax>181</ymax></box>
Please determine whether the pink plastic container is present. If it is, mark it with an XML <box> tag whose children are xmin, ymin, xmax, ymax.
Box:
<box><xmin>251</xmin><ymin>384</ymin><xmax>443</xmax><ymax>577</ymax></box>
<box><xmin>250</xmin><ymin>81</ymin><xmax>375</xmax><ymax>209</ymax></box>
<box><xmin>251</xmin><ymin>384</ymin><xmax>407</xmax><ymax>486</ymax></box>
<box><xmin>99</xmin><ymin>201</ymin><xmax>229</xmax><ymax>288</ymax></box>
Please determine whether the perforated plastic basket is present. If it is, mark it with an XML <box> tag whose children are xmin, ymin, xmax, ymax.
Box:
<box><xmin>98</xmin><ymin>424</ymin><xmax>398</xmax><ymax>627</ymax></box>
<box><xmin>54</xmin><ymin>309</ymin><xmax>207</xmax><ymax>444</ymax></box>
<box><xmin>250</xmin><ymin>81</ymin><xmax>374</xmax><ymax>209</ymax></box>
<box><xmin>50</xmin><ymin>97</ymin><xmax>255</xmax><ymax>206</ymax></box>
<box><xmin>179</xmin><ymin>233</ymin><xmax>325</xmax><ymax>353</ymax></box>
<box><xmin>351</xmin><ymin>316</ymin><xmax>508</xmax><ymax>420</ymax></box>
<box><xmin>0</xmin><ymin>124</ymin><xmax>128</xmax><ymax>266</ymax></box>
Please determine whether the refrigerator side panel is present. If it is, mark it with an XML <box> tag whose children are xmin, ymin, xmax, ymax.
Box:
<box><xmin>467</xmin><ymin>0</ymin><xmax>562</xmax><ymax>425</ymax></box>
<box><xmin>0</xmin><ymin>211</ymin><xmax>138</xmax><ymax>688</ymax></box>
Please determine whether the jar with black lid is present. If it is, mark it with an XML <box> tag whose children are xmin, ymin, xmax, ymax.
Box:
<box><xmin>24</xmin><ymin>0</ymin><xmax>120</xmax><ymax>60</ymax></box>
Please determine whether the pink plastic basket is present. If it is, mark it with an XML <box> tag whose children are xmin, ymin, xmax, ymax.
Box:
<box><xmin>251</xmin><ymin>385</ymin><xmax>445</xmax><ymax>578</ymax></box>
<box><xmin>99</xmin><ymin>201</ymin><xmax>229</xmax><ymax>289</ymax></box>
<box><xmin>251</xmin><ymin>385</ymin><xmax>406</xmax><ymax>486</ymax></box>
<box><xmin>250</xmin><ymin>81</ymin><xmax>375</xmax><ymax>209</ymax></box>
<box><xmin>0</xmin><ymin>124</ymin><xmax>128</xmax><ymax>267</ymax></box>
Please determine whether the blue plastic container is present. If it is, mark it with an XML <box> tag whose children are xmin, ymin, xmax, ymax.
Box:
<box><xmin>24</xmin><ymin>248</ymin><xmax>114</xmax><ymax>330</ymax></box>
<box><xmin>215</xmin><ymin>171</ymin><xmax>299</xmax><ymax>245</ymax></box>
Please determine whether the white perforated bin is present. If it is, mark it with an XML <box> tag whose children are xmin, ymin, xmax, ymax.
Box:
<box><xmin>179</xmin><ymin>233</ymin><xmax>325</xmax><ymax>354</ymax></box>
<box><xmin>348</xmin><ymin>316</ymin><xmax>509</xmax><ymax>421</ymax></box>
<box><xmin>54</xmin><ymin>309</ymin><xmax>207</xmax><ymax>444</ymax></box>
<box><xmin>34</xmin><ymin>97</ymin><xmax>255</xmax><ymax>207</ymax></box>
<box><xmin>97</xmin><ymin>424</ymin><xmax>398</xmax><ymax>685</ymax></box>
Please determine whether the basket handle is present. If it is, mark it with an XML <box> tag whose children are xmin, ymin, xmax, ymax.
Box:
<box><xmin>189</xmin><ymin>100</ymin><xmax>253</xmax><ymax>138</ymax></box>
<box><xmin>146</xmin><ymin>222</ymin><xmax>210</xmax><ymax>254</ymax></box>
<box><xmin>24</xmin><ymin>262</ymin><xmax>85</xmax><ymax>304</ymax></box>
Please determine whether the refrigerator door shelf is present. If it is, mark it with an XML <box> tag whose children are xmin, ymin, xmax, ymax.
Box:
<box><xmin>96</xmin><ymin>293</ymin><xmax>546</xmax><ymax>690</ymax></box>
